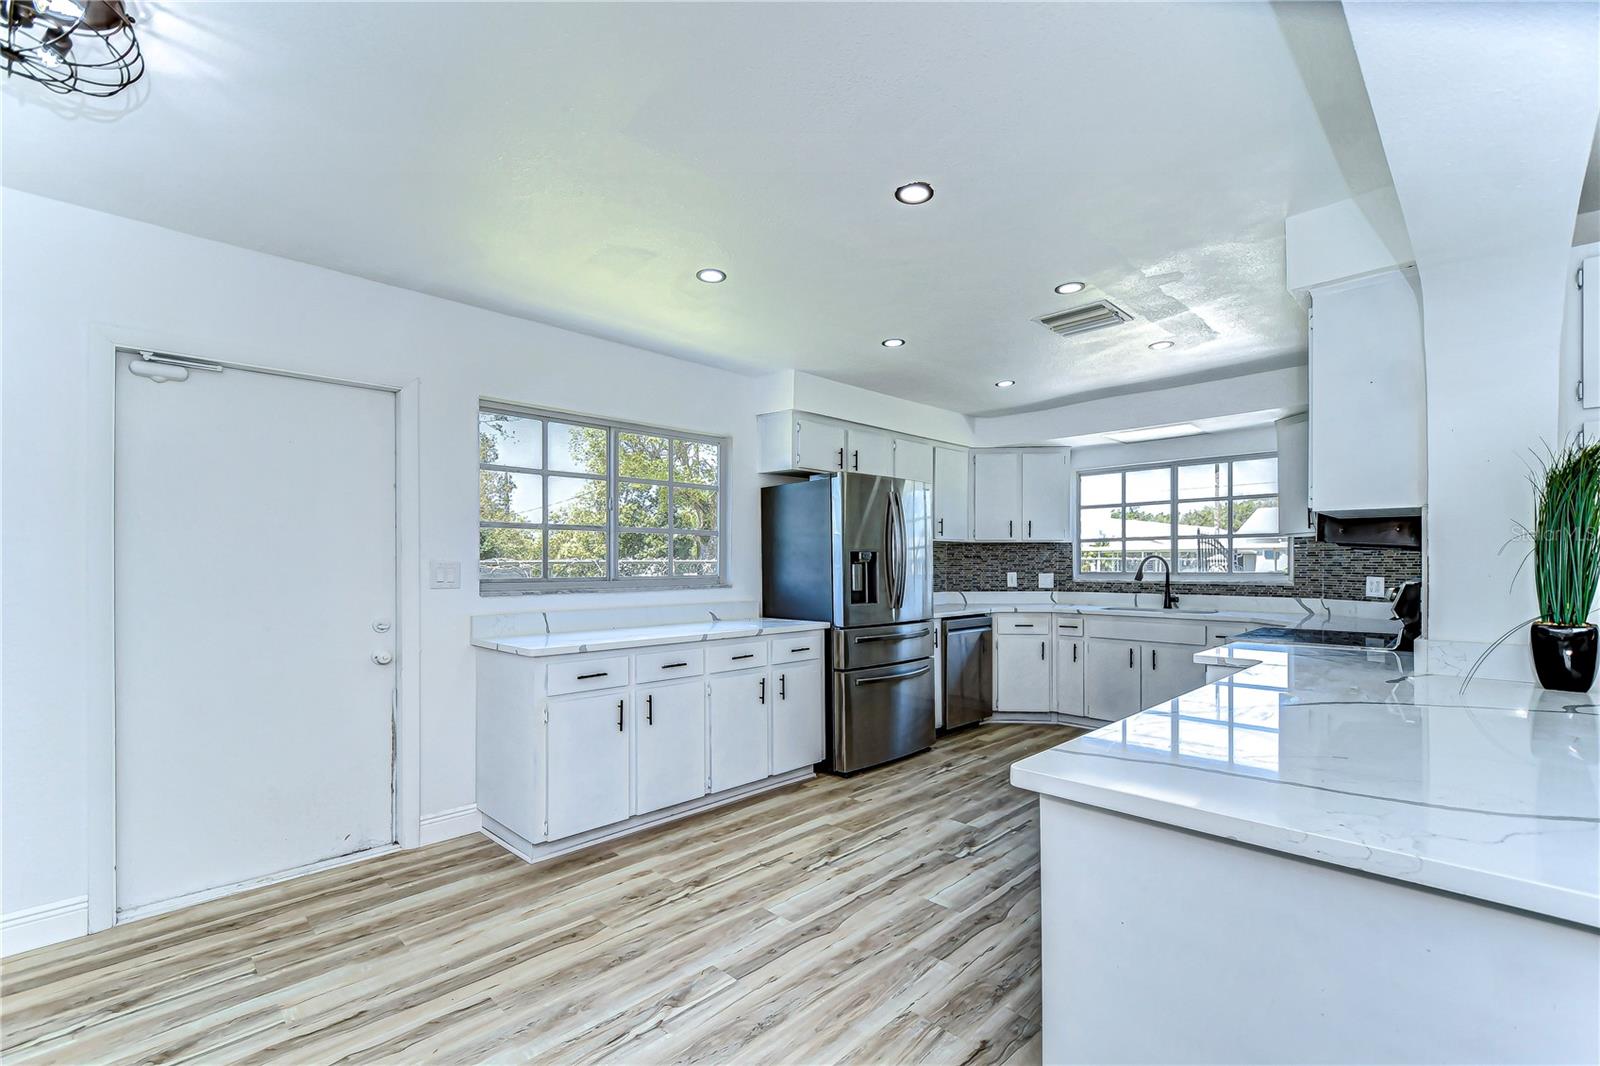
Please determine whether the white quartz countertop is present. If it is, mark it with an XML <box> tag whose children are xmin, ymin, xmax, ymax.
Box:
<box><xmin>472</xmin><ymin>617</ymin><xmax>829</xmax><ymax>658</ymax></box>
<box><xmin>1010</xmin><ymin>641</ymin><xmax>1600</xmax><ymax>928</ymax></box>
<box><xmin>934</xmin><ymin>599</ymin><xmax>1400</xmax><ymax>636</ymax></box>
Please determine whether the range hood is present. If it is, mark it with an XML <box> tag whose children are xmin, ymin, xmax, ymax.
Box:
<box><xmin>1315</xmin><ymin>512</ymin><xmax>1422</xmax><ymax>550</ymax></box>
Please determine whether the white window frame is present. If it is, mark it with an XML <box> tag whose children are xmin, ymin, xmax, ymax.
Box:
<box><xmin>1073</xmin><ymin>451</ymin><xmax>1293</xmax><ymax>584</ymax></box>
<box><xmin>479</xmin><ymin>401</ymin><xmax>729</xmax><ymax>595</ymax></box>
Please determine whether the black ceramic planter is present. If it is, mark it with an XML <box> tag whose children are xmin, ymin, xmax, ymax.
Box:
<box><xmin>1530</xmin><ymin>622</ymin><xmax>1598</xmax><ymax>692</ymax></box>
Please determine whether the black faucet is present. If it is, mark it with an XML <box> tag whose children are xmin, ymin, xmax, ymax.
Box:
<box><xmin>1134</xmin><ymin>554</ymin><xmax>1179</xmax><ymax>609</ymax></box>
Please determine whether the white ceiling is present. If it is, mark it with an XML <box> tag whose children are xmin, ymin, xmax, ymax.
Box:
<box><xmin>2</xmin><ymin>1</ymin><xmax>1396</xmax><ymax>416</ymax></box>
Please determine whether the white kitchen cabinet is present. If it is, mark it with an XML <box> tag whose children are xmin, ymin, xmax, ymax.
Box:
<box><xmin>1054</xmin><ymin>637</ymin><xmax>1085</xmax><ymax>716</ymax></box>
<box><xmin>1275</xmin><ymin>413</ymin><xmax>1312</xmax><ymax>536</ymax></box>
<box><xmin>973</xmin><ymin>451</ymin><xmax>1023</xmax><ymax>540</ymax></box>
<box><xmin>1141</xmin><ymin>642</ymin><xmax>1209</xmax><ymax>707</ymax></box>
<box><xmin>770</xmin><ymin>659</ymin><xmax>825</xmax><ymax>774</ymax></box>
<box><xmin>846</xmin><ymin>427</ymin><xmax>895</xmax><ymax>476</ymax></box>
<box><xmin>1085</xmin><ymin>640</ymin><xmax>1143</xmax><ymax>722</ymax></box>
<box><xmin>793</xmin><ymin>415</ymin><xmax>847</xmax><ymax>473</ymax></box>
<box><xmin>546</xmin><ymin>691</ymin><xmax>632</xmax><ymax>839</ymax></box>
<box><xmin>893</xmin><ymin>438</ymin><xmax>936</xmax><ymax>484</ymax></box>
<box><xmin>709</xmin><ymin>671</ymin><xmax>772</xmax><ymax>792</ymax></box>
<box><xmin>634</xmin><ymin>679</ymin><xmax>707</xmax><ymax>814</ymax></box>
<box><xmin>996</xmin><ymin>632</ymin><xmax>1052</xmax><ymax>712</ymax></box>
<box><xmin>934</xmin><ymin>445</ymin><xmax>970</xmax><ymax>540</ymax></box>
<box><xmin>1021</xmin><ymin>451</ymin><xmax>1071</xmax><ymax>541</ymax></box>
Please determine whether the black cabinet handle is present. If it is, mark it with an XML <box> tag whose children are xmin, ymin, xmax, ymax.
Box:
<box><xmin>779</xmin><ymin>673</ymin><xmax>786</xmax><ymax>699</ymax></box>
<box><xmin>790</xmin><ymin>646</ymin><xmax>810</xmax><ymax>653</ymax></box>
<box><xmin>852</xmin><ymin>449</ymin><xmax>860</xmax><ymax>470</ymax></box>
<box><xmin>646</xmin><ymin>693</ymin><xmax>653</xmax><ymax>725</ymax></box>
<box><xmin>1039</xmin><ymin>641</ymin><xmax>1045</xmax><ymax>661</ymax></box>
<box><xmin>1151</xmin><ymin>649</ymin><xmax>1157</xmax><ymax>670</ymax></box>
<box><xmin>578</xmin><ymin>671</ymin><xmax>608</xmax><ymax>680</ymax></box>
<box><xmin>1009</xmin><ymin>519</ymin><xmax>1014</xmax><ymax>538</ymax></box>
<box><xmin>1129</xmin><ymin>648</ymin><xmax>1134</xmax><ymax>669</ymax></box>
<box><xmin>616</xmin><ymin>699</ymin><xmax>624</xmax><ymax>731</ymax></box>
<box><xmin>758</xmin><ymin>677</ymin><xmax>766</xmax><ymax>704</ymax></box>
<box><xmin>938</xmin><ymin>518</ymin><xmax>944</xmax><ymax>536</ymax></box>
<box><xmin>1013</xmin><ymin>623</ymin><xmax>1035</xmax><ymax>628</ymax></box>
<box><xmin>733</xmin><ymin>653</ymin><xmax>755</xmax><ymax>661</ymax></box>
<box><xmin>1072</xmin><ymin>644</ymin><xmax>1078</xmax><ymax>663</ymax></box>
<box><xmin>661</xmin><ymin>662</ymin><xmax>688</xmax><ymax>670</ymax></box>
<box><xmin>1028</xmin><ymin>520</ymin><xmax>1033</xmax><ymax>537</ymax></box>
<box><xmin>837</xmin><ymin>447</ymin><xmax>845</xmax><ymax>469</ymax></box>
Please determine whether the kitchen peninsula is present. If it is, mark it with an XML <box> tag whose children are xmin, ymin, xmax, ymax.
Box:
<box><xmin>1010</xmin><ymin>641</ymin><xmax>1600</xmax><ymax>1065</ymax></box>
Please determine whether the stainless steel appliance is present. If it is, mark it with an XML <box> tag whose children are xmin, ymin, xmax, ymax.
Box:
<box><xmin>941</xmin><ymin>613</ymin><xmax>993</xmax><ymax>730</ymax></box>
<box><xmin>762</xmin><ymin>473</ymin><xmax>934</xmax><ymax>772</ymax></box>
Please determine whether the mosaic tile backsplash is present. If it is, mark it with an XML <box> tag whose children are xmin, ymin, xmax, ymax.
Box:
<box><xmin>933</xmin><ymin>539</ymin><xmax>1422</xmax><ymax>600</ymax></box>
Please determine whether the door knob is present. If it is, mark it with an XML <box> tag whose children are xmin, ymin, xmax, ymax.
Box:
<box><xmin>372</xmin><ymin>653</ymin><xmax>393</xmax><ymax>665</ymax></box>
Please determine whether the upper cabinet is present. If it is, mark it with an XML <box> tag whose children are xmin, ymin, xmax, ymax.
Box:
<box><xmin>972</xmin><ymin>449</ymin><xmax>1071</xmax><ymax>541</ymax></box>
<box><xmin>1305</xmin><ymin>270</ymin><xmax>1425</xmax><ymax>516</ymax></box>
<box><xmin>757</xmin><ymin>412</ymin><xmax>847</xmax><ymax>473</ymax></box>
<box><xmin>1020</xmin><ymin>451</ymin><xmax>1070</xmax><ymax>541</ymax></box>
<box><xmin>1275</xmin><ymin>413</ymin><xmax>1312</xmax><ymax>536</ymax></box>
<box><xmin>893</xmin><ymin>438</ymin><xmax>935</xmax><ymax>484</ymax></box>
<box><xmin>845</xmin><ymin>427</ymin><xmax>894</xmax><ymax>476</ymax></box>
<box><xmin>973</xmin><ymin>452</ymin><xmax>1022</xmax><ymax>540</ymax></box>
<box><xmin>933</xmin><ymin>445</ymin><xmax>970</xmax><ymax>540</ymax></box>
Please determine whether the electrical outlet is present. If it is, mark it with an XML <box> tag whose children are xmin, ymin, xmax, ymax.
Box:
<box><xmin>1038</xmin><ymin>572</ymin><xmax>1055</xmax><ymax>589</ymax></box>
<box><xmin>1006</xmin><ymin>571</ymin><xmax>1018</xmax><ymax>588</ymax></box>
<box><xmin>1365</xmin><ymin>576</ymin><xmax>1385</xmax><ymax>598</ymax></box>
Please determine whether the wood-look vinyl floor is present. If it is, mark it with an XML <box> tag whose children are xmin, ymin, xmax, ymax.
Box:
<box><xmin>1</xmin><ymin>724</ymin><xmax>1076</xmax><ymax>1065</ymax></box>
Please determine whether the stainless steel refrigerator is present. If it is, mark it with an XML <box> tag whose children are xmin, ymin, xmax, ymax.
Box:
<box><xmin>761</xmin><ymin>473</ymin><xmax>935</xmax><ymax>773</ymax></box>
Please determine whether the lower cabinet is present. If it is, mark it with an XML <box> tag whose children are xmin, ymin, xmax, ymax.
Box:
<box><xmin>1142</xmin><ymin>642</ymin><xmax>1209</xmax><ymax>707</ymax></box>
<box><xmin>996</xmin><ymin>634</ymin><xmax>1052</xmax><ymax>712</ymax></box>
<box><xmin>771</xmin><ymin>661</ymin><xmax>825</xmax><ymax>774</ymax></box>
<box><xmin>1084</xmin><ymin>640</ymin><xmax>1143</xmax><ymax>721</ymax></box>
<box><xmin>709</xmin><ymin>670</ymin><xmax>772</xmax><ymax>792</ymax></box>
<box><xmin>547</xmin><ymin>691</ymin><xmax>632</xmax><ymax>839</ymax></box>
<box><xmin>635</xmin><ymin>678</ymin><xmax>707</xmax><ymax>814</ymax></box>
<box><xmin>1054</xmin><ymin>638</ymin><xmax>1084</xmax><ymax>716</ymax></box>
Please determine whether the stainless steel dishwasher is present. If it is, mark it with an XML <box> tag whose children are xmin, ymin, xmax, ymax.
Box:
<box><xmin>941</xmin><ymin>614</ymin><xmax>993</xmax><ymax>730</ymax></box>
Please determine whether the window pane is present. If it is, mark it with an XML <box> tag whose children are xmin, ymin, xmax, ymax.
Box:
<box><xmin>1177</xmin><ymin>537</ymin><xmax>1231</xmax><ymax>573</ymax></box>
<box><xmin>1178</xmin><ymin>500</ymin><xmax>1228</xmax><ymax>536</ymax></box>
<box><xmin>479</xmin><ymin>527</ymin><xmax>542</xmax><ymax>580</ymax></box>
<box><xmin>1080</xmin><ymin>472</ymin><xmax>1121</xmax><ymax>506</ymax></box>
<box><xmin>1079</xmin><ymin>542</ymin><xmax>1125</xmax><ymax>573</ymax></box>
<box><xmin>618</xmin><ymin>532</ymin><xmax>669</xmax><ymax>577</ymax></box>
<box><xmin>548</xmin><ymin>475</ymin><xmax>608</xmax><ymax>526</ymax></box>
<box><xmin>547</xmin><ymin>421</ymin><xmax>608</xmax><ymax>475</ymax></box>
<box><xmin>618</xmin><ymin>432</ymin><xmax>669</xmax><ymax>480</ymax></box>
<box><xmin>479</xmin><ymin>470</ymin><xmax>543</xmax><ymax>524</ymax></box>
<box><xmin>547</xmin><ymin>529</ymin><xmax>607</xmax><ymax>578</ymax></box>
<box><xmin>1231</xmin><ymin>496</ymin><xmax>1279</xmax><ymax>534</ymax></box>
<box><xmin>673</xmin><ymin>439</ymin><xmax>720</xmax><ymax>485</ymax></box>
<box><xmin>617</xmin><ymin>481</ymin><xmax>667</xmax><ymax>528</ymax></box>
<box><xmin>1117</xmin><ymin>503</ymin><xmax>1171</xmax><ymax>539</ymax></box>
<box><xmin>672</xmin><ymin>533</ymin><xmax>718</xmax><ymax>577</ymax></box>
<box><xmin>1080</xmin><ymin>506</ymin><xmax>1123</xmax><ymax>539</ymax></box>
<box><xmin>1233</xmin><ymin>536</ymin><xmax>1290</xmax><ymax>574</ymax></box>
<box><xmin>1178</xmin><ymin>462</ymin><xmax>1227</xmax><ymax>500</ymax></box>
<box><xmin>1232</xmin><ymin>457</ymin><xmax>1277</xmax><ymax>496</ymax></box>
<box><xmin>479</xmin><ymin>411</ymin><xmax>541</xmax><ymax>469</ymax></box>
<box><xmin>1124</xmin><ymin>467</ymin><xmax>1170</xmax><ymax>503</ymax></box>
<box><xmin>674</xmin><ymin>487</ymin><xmax>718</xmax><ymax>531</ymax></box>
<box><xmin>1124</xmin><ymin>539</ymin><xmax>1172</xmax><ymax>571</ymax></box>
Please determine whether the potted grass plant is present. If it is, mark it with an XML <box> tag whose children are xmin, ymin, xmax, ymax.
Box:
<box><xmin>1525</xmin><ymin>438</ymin><xmax>1600</xmax><ymax>691</ymax></box>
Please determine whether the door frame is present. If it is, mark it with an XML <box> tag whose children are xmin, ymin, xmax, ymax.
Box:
<box><xmin>85</xmin><ymin>325</ymin><xmax>423</xmax><ymax>931</ymax></box>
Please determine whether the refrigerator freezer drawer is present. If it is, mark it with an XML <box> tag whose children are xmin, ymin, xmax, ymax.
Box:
<box><xmin>832</xmin><ymin>620</ymin><xmax>936</xmax><ymax>671</ymax></box>
<box><xmin>828</xmin><ymin>658</ymin><xmax>936</xmax><ymax>773</ymax></box>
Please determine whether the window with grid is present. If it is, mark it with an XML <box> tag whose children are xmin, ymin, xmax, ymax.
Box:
<box><xmin>478</xmin><ymin>404</ymin><xmax>726</xmax><ymax>592</ymax></box>
<box><xmin>1076</xmin><ymin>454</ymin><xmax>1290</xmax><ymax>580</ymax></box>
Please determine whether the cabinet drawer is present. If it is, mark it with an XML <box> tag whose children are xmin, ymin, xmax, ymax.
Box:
<box><xmin>995</xmin><ymin>614</ymin><xmax>1049</xmax><ymax>635</ymax></box>
<box><xmin>1053</xmin><ymin>616</ymin><xmax>1083</xmax><ymax>636</ymax></box>
<box><xmin>771</xmin><ymin>636</ymin><xmax>823</xmax><ymax>664</ymax></box>
<box><xmin>547</xmin><ymin>654</ymin><xmax>631</xmax><ymax>696</ymax></box>
<box><xmin>635</xmin><ymin>647</ymin><xmax>706</xmax><ymax>678</ymax></box>
<box><xmin>707</xmin><ymin>640</ymin><xmax>768</xmax><ymax>673</ymax></box>
<box><xmin>1085</xmin><ymin>616</ymin><xmax>1206</xmax><ymax>646</ymax></box>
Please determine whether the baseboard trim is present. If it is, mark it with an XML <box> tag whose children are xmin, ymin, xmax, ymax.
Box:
<box><xmin>420</xmin><ymin>803</ymin><xmax>481</xmax><ymax>845</ymax></box>
<box><xmin>2</xmin><ymin>896</ymin><xmax>89</xmax><ymax>957</ymax></box>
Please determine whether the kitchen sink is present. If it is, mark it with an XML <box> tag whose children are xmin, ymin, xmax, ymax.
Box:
<box><xmin>1108</xmin><ymin>607</ymin><xmax>1219</xmax><ymax>614</ymax></box>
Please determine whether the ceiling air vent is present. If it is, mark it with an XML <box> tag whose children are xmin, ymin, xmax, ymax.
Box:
<box><xmin>1037</xmin><ymin>300</ymin><xmax>1134</xmax><ymax>339</ymax></box>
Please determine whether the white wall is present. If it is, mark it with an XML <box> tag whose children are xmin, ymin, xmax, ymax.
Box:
<box><xmin>770</xmin><ymin>370</ymin><xmax>976</xmax><ymax>446</ymax></box>
<box><xmin>0</xmin><ymin>190</ymin><xmax>784</xmax><ymax>927</ymax></box>
<box><xmin>1069</xmin><ymin>426</ymin><xmax>1277</xmax><ymax>478</ymax></box>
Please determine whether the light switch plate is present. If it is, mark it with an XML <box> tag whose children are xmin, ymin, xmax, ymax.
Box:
<box><xmin>1038</xmin><ymin>572</ymin><xmax>1055</xmax><ymax>589</ymax></box>
<box><xmin>1006</xmin><ymin>571</ymin><xmax>1018</xmax><ymax>588</ymax></box>
<box><xmin>1365</xmin><ymin>576</ymin><xmax>1385</xmax><ymax>598</ymax></box>
<box><xmin>430</xmin><ymin>561</ymin><xmax>462</xmax><ymax>589</ymax></box>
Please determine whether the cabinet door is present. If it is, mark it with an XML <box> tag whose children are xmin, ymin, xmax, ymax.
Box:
<box><xmin>1054</xmin><ymin>638</ymin><xmax>1085</xmax><ymax>716</ymax></box>
<box><xmin>770</xmin><ymin>661</ymin><xmax>825</xmax><ymax>774</ymax></box>
<box><xmin>1021</xmin><ymin>451</ymin><xmax>1070</xmax><ymax>541</ymax></box>
<box><xmin>1142</xmin><ymin>642</ymin><xmax>1208</xmax><ymax>707</ymax></box>
<box><xmin>546</xmin><ymin>692</ymin><xmax>631</xmax><ymax>839</ymax></box>
<box><xmin>995</xmin><ymin>634</ymin><xmax>1051</xmax><ymax>712</ymax></box>
<box><xmin>847</xmin><ymin>428</ymin><xmax>895</xmax><ymax>476</ymax></box>
<box><xmin>933</xmin><ymin>445</ymin><xmax>970</xmax><ymax>540</ymax></box>
<box><xmin>634</xmin><ymin>679</ymin><xmax>707</xmax><ymax>814</ymax></box>
<box><xmin>972</xmin><ymin>452</ymin><xmax>1022</xmax><ymax>540</ymax></box>
<box><xmin>794</xmin><ymin>416</ymin><xmax>846</xmax><ymax>473</ymax></box>
<box><xmin>1084</xmin><ymin>640</ymin><xmax>1144</xmax><ymax>722</ymax></box>
<box><xmin>708</xmin><ymin>671</ymin><xmax>771</xmax><ymax>792</ymax></box>
<box><xmin>893</xmin><ymin>438</ymin><xmax>935</xmax><ymax>484</ymax></box>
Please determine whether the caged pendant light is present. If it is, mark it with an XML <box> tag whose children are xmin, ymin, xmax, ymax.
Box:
<box><xmin>2</xmin><ymin>0</ymin><xmax>143</xmax><ymax>97</ymax></box>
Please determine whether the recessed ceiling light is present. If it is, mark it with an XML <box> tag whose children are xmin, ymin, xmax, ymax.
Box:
<box><xmin>881</xmin><ymin>338</ymin><xmax>906</xmax><ymax>348</ymax></box>
<box><xmin>1054</xmin><ymin>282</ymin><xmax>1086</xmax><ymax>295</ymax></box>
<box><xmin>1106</xmin><ymin>423</ymin><xmax>1203</xmax><ymax>444</ymax></box>
<box><xmin>894</xmin><ymin>181</ymin><xmax>934</xmax><ymax>205</ymax></box>
<box><xmin>994</xmin><ymin>380</ymin><xmax>1015</xmax><ymax>388</ymax></box>
<box><xmin>696</xmin><ymin>268</ymin><xmax>726</xmax><ymax>283</ymax></box>
<box><xmin>1148</xmin><ymin>340</ymin><xmax>1175</xmax><ymax>351</ymax></box>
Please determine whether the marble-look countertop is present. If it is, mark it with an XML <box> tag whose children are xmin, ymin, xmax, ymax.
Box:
<box><xmin>473</xmin><ymin>617</ymin><xmax>829</xmax><ymax>658</ymax></box>
<box><xmin>934</xmin><ymin>599</ymin><xmax>1400</xmax><ymax>637</ymax></box>
<box><xmin>1010</xmin><ymin>641</ymin><xmax>1599</xmax><ymax>928</ymax></box>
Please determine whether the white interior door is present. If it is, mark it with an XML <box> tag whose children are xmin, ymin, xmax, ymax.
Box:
<box><xmin>114</xmin><ymin>351</ymin><xmax>397</xmax><ymax>916</ymax></box>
